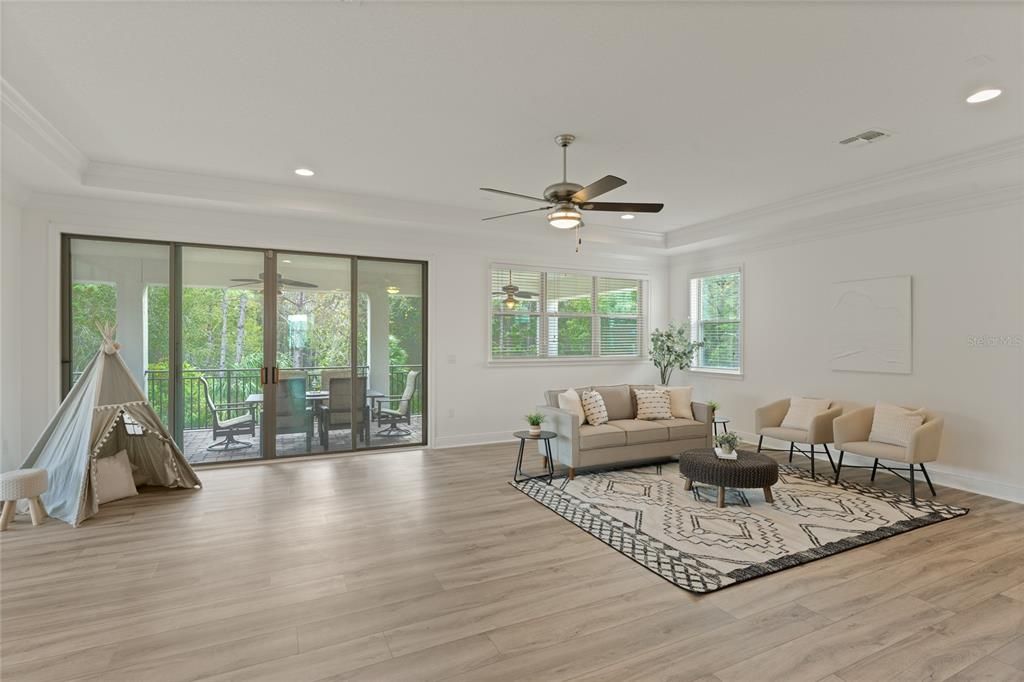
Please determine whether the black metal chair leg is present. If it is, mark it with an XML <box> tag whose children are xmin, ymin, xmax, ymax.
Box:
<box><xmin>789</xmin><ymin>442</ymin><xmax>794</xmax><ymax>463</ymax></box>
<box><xmin>544</xmin><ymin>440</ymin><xmax>554</xmax><ymax>484</ymax></box>
<box><xmin>909</xmin><ymin>464</ymin><xmax>917</xmax><ymax>506</ymax></box>
<box><xmin>834</xmin><ymin>451</ymin><xmax>845</xmax><ymax>485</ymax></box>
<box><xmin>920</xmin><ymin>463</ymin><xmax>937</xmax><ymax>496</ymax></box>
<box><xmin>757</xmin><ymin>435</ymin><xmax>763</xmax><ymax>453</ymax></box>
<box><xmin>810</xmin><ymin>444</ymin><xmax>816</xmax><ymax>478</ymax></box>
<box><xmin>870</xmin><ymin>458</ymin><xmax>879</xmax><ymax>481</ymax></box>
<box><xmin>823</xmin><ymin>443</ymin><xmax>837</xmax><ymax>473</ymax></box>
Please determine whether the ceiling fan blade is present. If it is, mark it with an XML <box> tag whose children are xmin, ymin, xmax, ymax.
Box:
<box><xmin>571</xmin><ymin>175</ymin><xmax>626</xmax><ymax>203</ymax></box>
<box><xmin>230</xmin><ymin>278</ymin><xmax>262</xmax><ymax>283</ymax></box>
<box><xmin>578</xmin><ymin>201</ymin><xmax>664</xmax><ymax>213</ymax></box>
<box><xmin>482</xmin><ymin>206</ymin><xmax>552</xmax><ymax>221</ymax></box>
<box><xmin>229</xmin><ymin>281</ymin><xmax>264</xmax><ymax>289</ymax></box>
<box><xmin>480</xmin><ymin>187</ymin><xmax>550</xmax><ymax>204</ymax></box>
<box><xmin>280</xmin><ymin>278</ymin><xmax>318</xmax><ymax>288</ymax></box>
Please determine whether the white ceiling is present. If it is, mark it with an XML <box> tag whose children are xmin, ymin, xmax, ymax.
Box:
<box><xmin>3</xmin><ymin>1</ymin><xmax>1022</xmax><ymax>234</ymax></box>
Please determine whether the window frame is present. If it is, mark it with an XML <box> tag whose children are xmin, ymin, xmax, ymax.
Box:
<box><xmin>688</xmin><ymin>265</ymin><xmax>744</xmax><ymax>377</ymax></box>
<box><xmin>488</xmin><ymin>264</ymin><xmax>648</xmax><ymax>365</ymax></box>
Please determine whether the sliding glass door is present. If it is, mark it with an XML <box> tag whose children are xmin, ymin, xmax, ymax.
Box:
<box><xmin>62</xmin><ymin>236</ymin><xmax>427</xmax><ymax>464</ymax></box>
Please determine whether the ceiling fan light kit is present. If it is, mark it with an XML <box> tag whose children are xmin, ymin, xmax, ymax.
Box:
<box><xmin>480</xmin><ymin>133</ymin><xmax>664</xmax><ymax>250</ymax></box>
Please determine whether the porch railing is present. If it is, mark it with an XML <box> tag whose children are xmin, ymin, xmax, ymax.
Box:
<box><xmin>141</xmin><ymin>364</ymin><xmax>422</xmax><ymax>431</ymax></box>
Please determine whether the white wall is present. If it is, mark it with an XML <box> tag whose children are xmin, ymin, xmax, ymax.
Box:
<box><xmin>1</xmin><ymin>199</ymin><xmax>24</xmax><ymax>471</ymax></box>
<box><xmin>671</xmin><ymin>200</ymin><xmax>1024</xmax><ymax>501</ymax></box>
<box><xmin>11</xmin><ymin>195</ymin><xmax>669</xmax><ymax>460</ymax></box>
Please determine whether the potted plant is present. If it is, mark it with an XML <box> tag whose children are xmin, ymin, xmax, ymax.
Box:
<box><xmin>525</xmin><ymin>413</ymin><xmax>545</xmax><ymax>436</ymax></box>
<box><xmin>650</xmin><ymin>323</ymin><xmax>704</xmax><ymax>386</ymax></box>
<box><xmin>706</xmin><ymin>400</ymin><xmax>719</xmax><ymax>415</ymax></box>
<box><xmin>716</xmin><ymin>431</ymin><xmax>739</xmax><ymax>456</ymax></box>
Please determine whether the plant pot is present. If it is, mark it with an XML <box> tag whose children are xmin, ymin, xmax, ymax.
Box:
<box><xmin>528</xmin><ymin>425</ymin><xmax>542</xmax><ymax>436</ymax></box>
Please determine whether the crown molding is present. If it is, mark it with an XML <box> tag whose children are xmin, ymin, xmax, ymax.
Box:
<box><xmin>666</xmin><ymin>135</ymin><xmax>1024</xmax><ymax>251</ymax></box>
<box><xmin>670</xmin><ymin>182</ymin><xmax>1024</xmax><ymax>262</ymax></box>
<box><xmin>1</xmin><ymin>78</ymin><xmax>87</xmax><ymax>181</ymax></box>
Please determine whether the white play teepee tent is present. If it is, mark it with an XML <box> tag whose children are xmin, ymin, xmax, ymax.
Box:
<box><xmin>21</xmin><ymin>325</ymin><xmax>201</xmax><ymax>526</ymax></box>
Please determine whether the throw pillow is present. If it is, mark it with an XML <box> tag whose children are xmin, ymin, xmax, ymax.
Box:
<box><xmin>95</xmin><ymin>449</ymin><xmax>139</xmax><ymax>505</ymax></box>
<box><xmin>665</xmin><ymin>386</ymin><xmax>695</xmax><ymax>420</ymax></box>
<box><xmin>869</xmin><ymin>403</ymin><xmax>926</xmax><ymax>447</ymax></box>
<box><xmin>781</xmin><ymin>397</ymin><xmax>831</xmax><ymax>430</ymax></box>
<box><xmin>634</xmin><ymin>388</ymin><xmax>673</xmax><ymax>420</ymax></box>
<box><xmin>581</xmin><ymin>390</ymin><xmax>609</xmax><ymax>426</ymax></box>
<box><xmin>591</xmin><ymin>384</ymin><xmax>633</xmax><ymax>421</ymax></box>
<box><xmin>557</xmin><ymin>389</ymin><xmax>586</xmax><ymax>424</ymax></box>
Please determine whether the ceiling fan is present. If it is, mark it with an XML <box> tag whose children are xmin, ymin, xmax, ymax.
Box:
<box><xmin>493</xmin><ymin>269</ymin><xmax>538</xmax><ymax>309</ymax></box>
<box><xmin>480</xmin><ymin>134</ymin><xmax>664</xmax><ymax>249</ymax></box>
<box><xmin>229</xmin><ymin>272</ymin><xmax>318</xmax><ymax>295</ymax></box>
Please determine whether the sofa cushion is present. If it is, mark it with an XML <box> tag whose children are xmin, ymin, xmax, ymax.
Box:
<box><xmin>581</xmin><ymin>390</ymin><xmax>609</xmax><ymax>426</ymax></box>
<box><xmin>593</xmin><ymin>384</ymin><xmax>633</xmax><ymax>421</ymax></box>
<box><xmin>838</xmin><ymin>440</ymin><xmax>908</xmax><ymax>463</ymax></box>
<box><xmin>628</xmin><ymin>384</ymin><xmax>655</xmax><ymax>415</ymax></box>
<box><xmin>760</xmin><ymin>426</ymin><xmax>810</xmax><ymax>443</ymax></box>
<box><xmin>579</xmin><ymin>423</ymin><xmax>627</xmax><ymax>450</ymax></box>
<box><xmin>634</xmin><ymin>389</ymin><xmax>673</xmax><ymax>420</ymax></box>
<box><xmin>653</xmin><ymin>418</ymin><xmax>707</xmax><ymax>440</ymax></box>
<box><xmin>606</xmin><ymin>419</ymin><xmax>669</xmax><ymax>445</ymax></box>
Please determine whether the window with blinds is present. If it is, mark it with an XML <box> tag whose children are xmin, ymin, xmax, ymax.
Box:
<box><xmin>689</xmin><ymin>269</ymin><xmax>742</xmax><ymax>372</ymax></box>
<box><xmin>490</xmin><ymin>267</ymin><xmax>645</xmax><ymax>361</ymax></box>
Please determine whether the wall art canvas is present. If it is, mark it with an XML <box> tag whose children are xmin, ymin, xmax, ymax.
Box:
<box><xmin>830</xmin><ymin>275</ymin><xmax>912</xmax><ymax>374</ymax></box>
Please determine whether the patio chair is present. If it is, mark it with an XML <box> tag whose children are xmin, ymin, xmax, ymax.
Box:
<box><xmin>374</xmin><ymin>370</ymin><xmax>420</xmax><ymax>437</ymax></box>
<box><xmin>319</xmin><ymin>376</ymin><xmax>369</xmax><ymax>448</ymax></box>
<box><xmin>270</xmin><ymin>376</ymin><xmax>314</xmax><ymax>452</ymax></box>
<box><xmin>199</xmin><ymin>375</ymin><xmax>257</xmax><ymax>451</ymax></box>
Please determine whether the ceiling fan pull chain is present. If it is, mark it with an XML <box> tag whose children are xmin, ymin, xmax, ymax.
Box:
<box><xmin>575</xmin><ymin>223</ymin><xmax>582</xmax><ymax>253</ymax></box>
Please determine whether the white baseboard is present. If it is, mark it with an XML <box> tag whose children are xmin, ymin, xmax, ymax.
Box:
<box><xmin>432</xmin><ymin>431</ymin><xmax>517</xmax><ymax>449</ymax></box>
<box><xmin>743</xmin><ymin>430</ymin><xmax>1024</xmax><ymax>504</ymax></box>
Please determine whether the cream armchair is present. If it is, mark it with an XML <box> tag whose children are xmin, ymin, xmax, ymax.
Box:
<box><xmin>833</xmin><ymin>406</ymin><xmax>943</xmax><ymax>506</ymax></box>
<box><xmin>755</xmin><ymin>398</ymin><xmax>843</xmax><ymax>478</ymax></box>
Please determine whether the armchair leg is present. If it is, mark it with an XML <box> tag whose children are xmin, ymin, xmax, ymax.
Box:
<box><xmin>822</xmin><ymin>443</ymin><xmax>837</xmax><ymax>473</ymax></box>
<box><xmin>909</xmin><ymin>465</ymin><xmax>917</xmax><ymax>506</ymax></box>
<box><xmin>870</xmin><ymin>458</ymin><xmax>879</xmax><ymax>481</ymax></box>
<box><xmin>757</xmin><ymin>435</ymin><xmax>763</xmax><ymax>453</ymax></box>
<box><xmin>788</xmin><ymin>442</ymin><xmax>794</xmax><ymax>463</ymax></box>
<box><xmin>810</xmin><ymin>444</ymin><xmax>816</xmax><ymax>478</ymax></box>
<box><xmin>834</xmin><ymin>451</ymin><xmax>845</xmax><ymax>485</ymax></box>
<box><xmin>567</xmin><ymin>467</ymin><xmax>576</xmax><ymax>481</ymax></box>
<box><xmin>920</xmin><ymin>464</ymin><xmax>937</xmax><ymax>497</ymax></box>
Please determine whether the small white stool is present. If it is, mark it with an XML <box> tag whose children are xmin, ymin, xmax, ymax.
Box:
<box><xmin>0</xmin><ymin>469</ymin><xmax>48</xmax><ymax>531</ymax></box>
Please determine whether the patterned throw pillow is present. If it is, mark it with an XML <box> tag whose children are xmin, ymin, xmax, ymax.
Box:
<box><xmin>634</xmin><ymin>388</ymin><xmax>673</xmax><ymax>420</ymax></box>
<box><xmin>581</xmin><ymin>390</ymin><xmax>609</xmax><ymax>426</ymax></box>
<box><xmin>869</xmin><ymin>403</ymin><xmax>926</xmax><ymax>447</ymax></box>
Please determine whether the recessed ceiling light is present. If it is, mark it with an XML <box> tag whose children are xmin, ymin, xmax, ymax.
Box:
<box><xmin>386</xmin><ymin>285</ymin><xmax>400</xmax><ymax>295</ymax></box>
<box><xmin>620</xmin><ymin>214</ymin><xmax>635</xmax><ymax>220</ymax></box>
<box><xmin>294</xmin><ymin>168</ymin><xmax>315</xmax><ymax>177</ymax></box>
<box><xmin>966</xmin><ymin>88</ymin><xmax>1002</xmax><ymax>104</ymax></box>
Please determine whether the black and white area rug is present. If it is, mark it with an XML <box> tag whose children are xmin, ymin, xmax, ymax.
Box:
<box><xmin>512</xmin><ymin>464</ymin><xmax>968</xmax><ymax>594</ymax></box>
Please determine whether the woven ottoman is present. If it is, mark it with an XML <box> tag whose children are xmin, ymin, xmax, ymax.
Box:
<box><xmin>0</xmin><ymin>469</ymin><xmax>48</xmax><ymax>530</ymax></box>
<box><xmin>679</xmin><ymin>448</ymin><xmax>778</xmax><ymax>508</ymax></box>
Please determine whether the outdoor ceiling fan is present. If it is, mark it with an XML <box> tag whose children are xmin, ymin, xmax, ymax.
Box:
<box><xmin>493</xmin><ymin>269</ymin><xmax>538</xmax><ymax>310</ymax></box>
<box><xmin>480</xmin><ymin>134</ymin><xmax>664</xmax><ymax>250</ymax></box>
<box><xmin>229</xmin><ymin>272</ymin><xmax>318</xmax><ymax>295</ymax></box>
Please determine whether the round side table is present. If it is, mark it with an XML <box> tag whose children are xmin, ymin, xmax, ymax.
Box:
<box><xmin>713</xmin><ymin>417</ymin><xmax>731</xmax><ymax>438</ymax></box>
<box><xmin>513</xmin><ymin>430</ymin><xmax>557</xmax><ymax>484</ymax></box>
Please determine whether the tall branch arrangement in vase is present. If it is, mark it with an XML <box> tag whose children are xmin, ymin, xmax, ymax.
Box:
<box><xmin>650</xmin><ymin>323</ymin><xmax>703</xmax><ymax>385</ymax></box>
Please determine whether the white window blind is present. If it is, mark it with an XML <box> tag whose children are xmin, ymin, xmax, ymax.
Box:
<box><xmin>490</xmin><ymin>267</ymin><xmax>646</xmax><ymax>361</ymax></box>
<box><xmin>689</xmin><ymin>269</ymin><xmax>742</xmax><ymax>372</ymax></box>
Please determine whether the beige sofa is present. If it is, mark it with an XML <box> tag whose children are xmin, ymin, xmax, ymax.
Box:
<box><xmin>538</xmin><ymin>384</ymin><xmax>713</xmax><ymax>479</ymax></box>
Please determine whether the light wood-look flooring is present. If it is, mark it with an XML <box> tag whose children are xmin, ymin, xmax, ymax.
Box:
<box><xmin>1</xmin><ymin>444</ymin><xmax>1023</xmax><ymax>682</ymax></box>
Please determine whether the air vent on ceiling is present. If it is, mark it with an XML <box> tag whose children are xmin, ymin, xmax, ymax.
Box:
<box><xmin>839</xmin><ymin>129</ymin><xmax>891</xmax><ymax>146</ymax></box>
